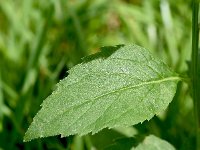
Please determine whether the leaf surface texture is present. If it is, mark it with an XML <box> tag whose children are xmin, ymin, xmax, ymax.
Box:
<box><xmin>24</xmin><ymin>45</ymin><xmax>180</xmax><ymax>141</ymax></box>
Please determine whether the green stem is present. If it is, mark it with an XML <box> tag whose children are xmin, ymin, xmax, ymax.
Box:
<box><xmin>192</xmin><ymin>0</ymin><xmax>200</xmax><ymax>149</ymax></box>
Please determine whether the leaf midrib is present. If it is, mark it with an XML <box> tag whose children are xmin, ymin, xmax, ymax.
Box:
<box><xmin>42</xmin><ymin>76</ymin><xmax>180</xmax><ymax>128</ymax></box>
<box><xmin>69</xmin><ymin>77</ymin><xmax>179</xmax><ymax>131</ymax></box>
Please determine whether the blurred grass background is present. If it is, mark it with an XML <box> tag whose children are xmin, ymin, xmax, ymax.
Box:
<box><xmin>0</xmin><ymin>0</ymin><xmax>194</xmax><ymax>149</ymax></box>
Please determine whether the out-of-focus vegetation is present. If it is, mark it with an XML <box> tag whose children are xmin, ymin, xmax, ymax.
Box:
<box><xmin>0</xmin><ymin>0</ymin><xmax>193</xmax><ymax>149</ymax></box>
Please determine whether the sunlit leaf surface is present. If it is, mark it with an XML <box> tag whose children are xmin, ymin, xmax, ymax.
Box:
<box><xmin>24</xmin><ymin>45</ymin><xmax>180</xmax><ymax>141</ymax></box>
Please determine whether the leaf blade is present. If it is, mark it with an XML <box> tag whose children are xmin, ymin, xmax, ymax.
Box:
<box><xmin>24</xmin><ymin>45</ymin><xmax>180</xmax><ymax>141</ymax></box>
<box><xmin>132</xmin><ymin>135</ymin><xmax>176</xmax><ymax>150</ymax></box>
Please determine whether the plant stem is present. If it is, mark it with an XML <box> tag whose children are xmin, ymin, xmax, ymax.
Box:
<box><xmin>192</xmin><ymin>0</ymin><xmax>200</xmax><ymax>149</ymax></box>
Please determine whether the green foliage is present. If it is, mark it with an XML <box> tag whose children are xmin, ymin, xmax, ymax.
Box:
<box><xmin>132</xmin><ymin>135</ymin><xmax>175</xmax><ymax>150</ymax></box>
<box><xmin>0</xmin><ymin>0</ymin><xmax>194</xmax><ymax>149</ymax></box>
<box><xmin>24</xmin><ymin>45</ymin><xmax>180</xmax><ymax>142</ymax></box>
<box><xmin>104</xmin><ymin>135</ymin><xmax>175</xmax><ymax>150</ymax></box>
<box><xmin>104</xmin><ymin>137</ymin><xmax>137</xmax><ymax>150</ymax></box>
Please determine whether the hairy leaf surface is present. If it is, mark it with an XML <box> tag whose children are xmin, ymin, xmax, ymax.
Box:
<box><xmin>24</xmin><ymin>45</ymin><xmax>180</xmax><ymax>141</ymax></box>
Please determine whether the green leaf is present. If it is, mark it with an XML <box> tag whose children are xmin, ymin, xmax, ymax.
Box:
<box><xmin>24</xmin><ymin>45</ymin><xmax>180</xmax><ymax>141</ymax></box>
<box><xmin>132</xmin><ymin>135</ymin><xmax>176</xmax><ymax>150</ymax></box>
